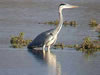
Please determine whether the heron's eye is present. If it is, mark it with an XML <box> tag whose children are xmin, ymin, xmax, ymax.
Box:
<box><xmin>50</xmin><ymin>33</ymin><xmax>53</xmax><ymax>35</ymax></box>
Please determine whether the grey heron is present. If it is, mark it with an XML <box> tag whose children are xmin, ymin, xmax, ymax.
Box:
<box><xmin>27</xmin><ymin>3</ymin><xmax>78</xmax><ymax>51</ymax></box>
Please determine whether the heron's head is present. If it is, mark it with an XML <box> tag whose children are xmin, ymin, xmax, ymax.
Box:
<box><xmin>59</xmin><ymin>3</ymin><xmax>78</xmax><ymax>10</ymax></box>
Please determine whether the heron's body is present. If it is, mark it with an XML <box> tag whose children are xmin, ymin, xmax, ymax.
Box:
<box><xmin>28</xmin><ymin>29</ymin><xmax>55</xmax><ymax>47</ymax></box>
<box><xmin>27</xmin><ymin>3</ymin><xmax>78</xmax><ymax>51</ymax></box>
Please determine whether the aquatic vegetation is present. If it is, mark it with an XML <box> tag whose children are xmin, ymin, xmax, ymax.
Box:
<box><xmin>43</xmin><ymin>20</ymin><xmax>60</xmax><ymax>25</ymax></box>
<box><xmin>69</xmin><ymin>21</ymin><xmax>77</xmax><ymax>27</ymax></box>
<box><xmin>53</xmin><ymin>43</ymin><xmax>65</xmax><ymax>49</ymax></box>
<box><xmin>53</xmin><ymin>37</ymin><xmax>100</xmax><ymax>55</ymax></box>
<box><xmin>10</xmin><ymin>32</ymin><xmax>32</xmax><ymax>48</ymax></box>
<box><xmin>94</xmin><ymin>24</ymin><xmax>100</xmax><ymax>32</ymax></box>
<box><xmin>98</xmin><ymin>35</ymin><xmax>100</xmax><ymax>39</ymax></box>
<box><xmin>53</xmin><ymin>43</ymin><xmax>75</xmax><ymax>49</ymax></box>
<box><xmin>39</xmin><ymin>20</ymin><xmax>77</xmax><ymax>27</ymax></box>
<box><xmin>93</xmin><ymin>24</ymin><xmax>100</xmax><ymax>41</ymax></box>
<box><xmin>75</xmin><ymin>37</ymin><xmax>100</xmax><ymax>55</ymax></box>
<box><xmin>10</xmin><ymin>33</ymin><xmax>100</xmax><ymax>55</ymax></box>
<box><xmin>89</xmin><ymin>19</ymin><xmax>98</xmax><ymax>27</ymax></box>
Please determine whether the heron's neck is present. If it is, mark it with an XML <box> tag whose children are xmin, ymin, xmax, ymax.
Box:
<box><xmin>53</xmin><ymin>8</ymin><xmax>63</xmax><ymax>35</ymax></box>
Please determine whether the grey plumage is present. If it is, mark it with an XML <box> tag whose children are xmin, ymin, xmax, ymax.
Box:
<box><xmin>27</xmin><ymin>29</ymin><xmax>54</xmax><ymax>49</ymax></box>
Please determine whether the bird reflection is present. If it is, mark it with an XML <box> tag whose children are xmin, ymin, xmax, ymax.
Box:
<box><xmin>28</xmin><ymin>49</ymin><xmax>61</xmax><ymax>75</ymax></box>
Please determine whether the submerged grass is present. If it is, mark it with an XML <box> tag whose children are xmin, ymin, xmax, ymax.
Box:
<box><xmin>54</xmin><ymin>37</ymin><xmax>100</xmax><ymax>55</ymax></box>
<box><xmin>75</xmin><ymin>37</ymin><xmax>100</xmax><ymax>55</ymax></box>
<box><xmin>10</xmin><ymin>32</ymin><xmax>32</xmax><ymax>48</ymax></box>
<box><xmin>10</xmin><ymin>33</ymin><xmax>100</xmax><ymax>55</ymax></box>
<box><xmin>39</xmin><ymin>19</ymin><xmax>78</xmax><ymax>27</ymax></box>
<box><xmin>89</xmin><ymin>19</ymin><xmax>98</xmax><ymax>27</ymax></box>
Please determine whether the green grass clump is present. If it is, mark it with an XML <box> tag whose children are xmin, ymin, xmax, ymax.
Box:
<box><xmin>53</xmin><ymin>37</ymin><xmax>100</xmax><ymax>55</ymax></box>
<box><xmin>10</xmin><ymin>32</ymin><xmax>32</xmax><ymax>48</ymax></box>
<box><xmin>44</xmin><ymin>20</ymin><xmax>59</xmax><ymax>25</ymax></box>
<box><xmin>39</xmin><ymin>20</ymin><xmax>78</xmax><ymax>27</ymax></box>
<box><xmin>89</xmin><ymin>19</ymin><xmax>98</xmax><ymax>27</ymax></box>
<box><xmin>53</xmin><ymin>43</ymin><xmax>65</xmax><ymax>49</ymax></box>
<box><xmin>53</xmin><ymin>43</ymin><xmax>76</xmax><ymax>49</ymax></box>
<box><xmin>76</xmin><ymin>37</ymin><xmax>100</xmax><ymax>55</ymax></box>
<box><xmin>69</xmin><ymin>21</ymin><xmax>77</xmax><ymax>27</ymax></box>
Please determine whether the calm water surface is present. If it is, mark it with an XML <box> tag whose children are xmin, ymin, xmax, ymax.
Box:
<box><xmin>0</xmin><ymin>0</ymin><xmax>100</xmax><ymax>75</ymax></box>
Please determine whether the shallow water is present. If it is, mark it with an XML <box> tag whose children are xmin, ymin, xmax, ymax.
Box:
<box><xmin>0</xmin><ymin>0</ymin><xmax>100</xmax><ymax>75</ymax></box>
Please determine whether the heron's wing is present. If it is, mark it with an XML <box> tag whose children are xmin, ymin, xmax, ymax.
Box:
<box><xmin>28</xmin><ymin>29</ymin><xmax>54</xmax><ymax>48</ymax></box>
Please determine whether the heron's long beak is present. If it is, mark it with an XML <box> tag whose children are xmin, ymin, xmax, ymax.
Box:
<box><xmin>71</xmin><ymin>5</ymin><xmax>79</xmax><ymax>8</ymax></box>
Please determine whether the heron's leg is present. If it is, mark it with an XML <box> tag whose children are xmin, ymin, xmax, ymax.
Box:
<box><xmin>43</xmin><ymin>45</ymin><xmax>46</xmax><ymax>55</ymax></box>
<box><xmin>47</xmin><ymin>46</ymin><xmax>50</xmax><ymax>53</ymax></box>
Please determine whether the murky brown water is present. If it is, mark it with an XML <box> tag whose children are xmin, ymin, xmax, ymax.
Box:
<box><xmin>0</xmin><ymin>0</ymin><xmax>100</xmax><ymax>75</ymax></box>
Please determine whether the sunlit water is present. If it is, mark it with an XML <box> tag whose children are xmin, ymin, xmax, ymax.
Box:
<box><xmin>0</xmin><ymin>0</ymin><xmax>100</xmax><ymax>75</ymax></box>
